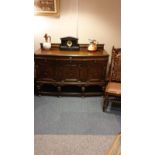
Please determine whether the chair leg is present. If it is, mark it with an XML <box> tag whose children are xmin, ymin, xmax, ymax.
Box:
<box><xmin>103</xmin><ymin>93</ymin><xmax>109</xmax><ymax>112</ymax></box>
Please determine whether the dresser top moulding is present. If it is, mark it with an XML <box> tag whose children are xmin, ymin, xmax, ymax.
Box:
<box><xmin>34</xmin><ymin>44</ymin><xmax>109</xmax><ymax>57</ymax></box>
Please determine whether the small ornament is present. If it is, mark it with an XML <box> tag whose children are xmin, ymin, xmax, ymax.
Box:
<box><xmin>42</xmin><ymin>33</ymin><xmax>52</xmax><ymax>50</ymax></box>
<box><xmin>88</xmin><ymin>39</ymin><xmax>97</xmax><ymax>52</ymax></box>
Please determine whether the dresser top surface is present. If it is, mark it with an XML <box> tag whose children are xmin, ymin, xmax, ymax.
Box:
<box><xmin>35</xmin><ymin>48</ymin><xmax>109</xmax><ymax>57</ymax></box>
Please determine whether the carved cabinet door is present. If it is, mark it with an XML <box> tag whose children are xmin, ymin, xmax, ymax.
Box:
<box><xmin>79</xmin><ymin>61</ymin><xmax>87</xmax><ymax>82</ymax></box>
<box><xmin>60</xmin><ymin>61</ymin><xmax>80</xmax><ymax>82</ymax></box>
<box><xmin>87</xmin><ymin>60</ymin><xmax>107</xmax><ymax>82</ymax></box>
<box><xmin>35</xmin><ymin>59</ymin><xmax>56</xmax><ymax>81</ymax></box>
<box><xmin>54</xmin><ymin>62</ymin><xmax>80</xmax><ymax>82</ymax></box>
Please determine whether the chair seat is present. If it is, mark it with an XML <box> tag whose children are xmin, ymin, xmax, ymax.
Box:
<box><xmin>105</xmin><ymin>82</ymin><xmax>121</xmax><ymax>95</ymax></box>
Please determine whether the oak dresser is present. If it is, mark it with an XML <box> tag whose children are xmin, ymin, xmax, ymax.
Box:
<box><xmin>34</xmin><ymin>44</ymin><xmax>109</xmax><ymax>96</ymax></box>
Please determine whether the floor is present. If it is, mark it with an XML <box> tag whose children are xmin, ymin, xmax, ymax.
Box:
<box><xmin>34</xmin><ymin>96</ymin><xmax>121</xmax><ymax>135</ymax></box>
<box><xmin>35</xmin><ymin>135</ymin><xmax>115</xmax><ymax>155</ymax></box>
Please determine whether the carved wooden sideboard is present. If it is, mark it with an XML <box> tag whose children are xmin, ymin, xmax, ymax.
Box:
<box><xmin>34</xmin><ymin>44</ymin><xmax>109</xmax><ymax>96</ymax></box>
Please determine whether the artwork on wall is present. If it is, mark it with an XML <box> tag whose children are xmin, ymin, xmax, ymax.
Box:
<box><xmin>34</xmin><ymin>0</ymin><xmax>60</xmax><ymax>16</ymax></box>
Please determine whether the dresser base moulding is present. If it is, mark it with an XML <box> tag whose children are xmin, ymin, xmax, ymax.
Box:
<box><xmin>34</xmin><ymin>82</ymin><xmax>106</xmax><ymax>97</ymax></box>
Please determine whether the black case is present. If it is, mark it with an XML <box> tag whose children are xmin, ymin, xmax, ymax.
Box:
<box><xmin>59</xmin><ymin>37</ymin><xmax>80</xmax><ymax>51</ymax></box>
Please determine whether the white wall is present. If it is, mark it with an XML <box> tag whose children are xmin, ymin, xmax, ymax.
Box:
<box><xmin>34</xmin><ymin>0</ymin><xmax>121</xmax><ymax>54</ymax></box>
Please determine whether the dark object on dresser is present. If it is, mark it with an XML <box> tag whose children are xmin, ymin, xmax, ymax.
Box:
<box><xmin>103</xmin><ymin>46</ymin><xmax>121</xmax><ymax>111</ymax></box>
<box><xmin>59</xmin><ymin>37</ymin><xmax>80</xmax><ymax>51</ymax></box>
<box><xmin>34</xmin><ymin>44</ymin><xmax>109</xmax><ymax>96</ymax></box>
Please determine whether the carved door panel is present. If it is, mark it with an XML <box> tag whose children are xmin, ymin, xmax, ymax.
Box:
<box><xmin>87</xmin><ymin>60</ymin><xmax>106</xmax><ymax>82</ymax></box>
<box><xmin>55</xmin><ymin>64</ymin><xmax>63</xmax><ymax>81</ymax></box>
<box><xmin>61</xmin><ymin>61</ymin><xmax>80</xmax><ymax>82</ymax></box>
<box><xmin>79</xmin><ymin>62</ymin><xmax>87</xmax><ymax>82</ymax></box>
<box><xmin>35</xmin><ymin>59</ymin><xmax>56</xmax><ymax>81</ymax></box>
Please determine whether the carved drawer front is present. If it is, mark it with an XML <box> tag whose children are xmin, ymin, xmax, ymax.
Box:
<box><xmin>87</xmin><ymin>60</ymin><xmax>107</xmax><ymax>82</ymax></box>
<box><xmin>35</xmin><ymin>59</ymin><xmax>56</xmax><ymax>81</ymax></box>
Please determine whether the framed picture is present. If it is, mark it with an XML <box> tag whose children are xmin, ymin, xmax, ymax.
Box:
<box><xmin>34</xmin><ymin>0</ymin><xmax>60</xmax><ymax>16</ymax></box>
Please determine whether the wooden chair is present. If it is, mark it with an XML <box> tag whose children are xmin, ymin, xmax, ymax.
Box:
<box><xmin>103</xmin><ymin>46</ymin><xmax>121</xmax><ymax>111</ymax></box>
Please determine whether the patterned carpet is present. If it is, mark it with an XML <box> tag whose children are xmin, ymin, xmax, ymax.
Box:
<box><xmin>35</xmin><ymin>135</ymin><xmax>115</xmax><ymax>155</ymax></box>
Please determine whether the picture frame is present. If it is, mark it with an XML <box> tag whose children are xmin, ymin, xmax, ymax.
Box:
<box><xmin>34</xmin><ymin>0</ymin><xmax>60</xmax><ymax>16</ymax></box>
